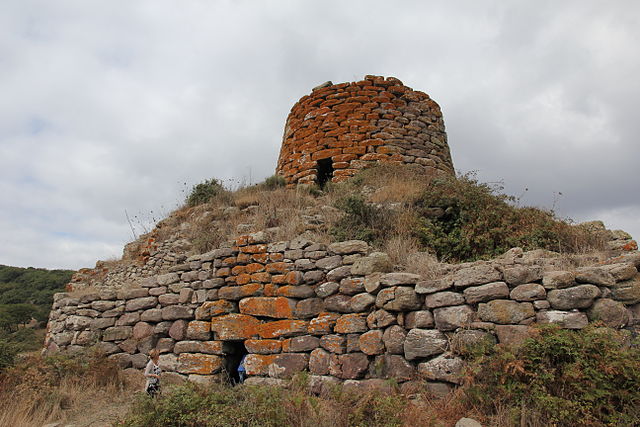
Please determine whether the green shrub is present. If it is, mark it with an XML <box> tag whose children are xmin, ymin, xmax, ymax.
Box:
<box><xmin>466</xmin><ymin>325</ymin><xmax>640</xmax><ymax>426</ymax></box>
<box><xmin>258</xmin><ymin>175</ymin><xmax>286</xmax><ymax>190</ymax></box>
<box><xmin>415</xmin><ymin>173</ymin><xmax>602</xmax><ymax>261</ymax></box>
<box><xmin>330</xmin><ymin>195</ymin><xmax>394</xmax><ymax>243</ymax></box>
<box><xmin>186</xmin><ymin>179</ymin><xmax>229</xmax><ymax>207</ymax></box>
<box><xmin>0</xmin><ymin>340</ymin><xmax>18</xmax><ymax>371</ymax></box>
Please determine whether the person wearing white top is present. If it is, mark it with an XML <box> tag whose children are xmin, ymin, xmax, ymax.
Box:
<box><xmin>144</xmin><ymin>349</ymin><xmax>161</xmax><ymax>397</ymax></box>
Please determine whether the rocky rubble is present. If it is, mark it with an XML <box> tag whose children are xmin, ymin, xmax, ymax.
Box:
<box><xmin>45</xmin><ymin>232</ymin><xmax>640</xmax><ymax>390</ymax></box>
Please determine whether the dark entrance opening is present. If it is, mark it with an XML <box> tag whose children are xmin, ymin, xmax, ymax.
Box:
<box><xmin>316</xmin><ymin>158</ymin><xmax>334</xmax><ymax>188</ymax></box>
<box><xmin>225</xmin><ymin>341</ymin><xmax>248</xmax><ymax>385</ymax></box>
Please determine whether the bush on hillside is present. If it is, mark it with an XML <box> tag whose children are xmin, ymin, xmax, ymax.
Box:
<box><xmin>185</xmin><ymin>179</ymin><xmax>230</xmax><ymax>207</ymax></box>
<box><xmin>0</xmin><ymin>340</ymin><xmax>18</xmax><ymax>371</ymax></box>
<box><xmin>257</xmin><ymin>174</ymin><xmax>286</xmax><ymax>190</ymax></box>
<box><xmin>415</xmin><ymin>173</ymin><xmax>603</xmax><ymax>261</ymax></box>
<box><xmin>465</xmin><ymin>325</ymin><xmax>640</xmax><ymax>426</ymax></box>
<box><xmin>330</xmin><ymin>195</ymin><xmax>395</xmax><ymax>243</ymax></box>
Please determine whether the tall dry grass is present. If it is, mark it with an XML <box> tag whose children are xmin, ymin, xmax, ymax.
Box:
<box><xmin>0</xmin><ymin>351</ymin><xmax>135</xmax><ymax>427</ymax></box>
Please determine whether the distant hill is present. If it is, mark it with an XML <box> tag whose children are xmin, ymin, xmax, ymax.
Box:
<box><xmin>0</xmin><ymin>264</ymin><xmax>74</xmax><ymax>325</ymax></box>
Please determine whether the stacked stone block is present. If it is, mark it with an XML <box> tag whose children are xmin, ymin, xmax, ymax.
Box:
<box><xmin>276</xmin><ymin>75</ymin><xmax>454</xmax><ymax>187</ymax></box>
<box><xmin>46</xmin><ymin>235</ymin><xmax>640</xmax><ymax>390</ymax></box>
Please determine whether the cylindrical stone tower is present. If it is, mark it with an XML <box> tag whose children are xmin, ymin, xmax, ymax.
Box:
<box><xmin>276</xmin><ymin>75</ymin><xmax>454</xmax><ymax>187</ymax></box>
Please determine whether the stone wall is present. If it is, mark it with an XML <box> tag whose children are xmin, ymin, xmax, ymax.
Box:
<box><xmin>45</xmin><ymin>233</ymin><xmax>640</xmax><ymax>391</ymax></box>
<box><xmin>276</xmin><ymin>75</ymin><xmax>454</xmax><ymax>187</ymax></box>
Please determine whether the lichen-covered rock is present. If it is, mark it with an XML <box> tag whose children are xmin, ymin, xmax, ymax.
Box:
<box><xmin>282</xmin><ymin>335</ymin><xmax>320</xmax><ymax>352</ymax></box>
<box><xmin>329</xmin><ymin>240</ymin><xmax>369</xmax><ymax>255</ymax></box>
<box><xmin>323</xmin><ymin>294</ymin><xmax>352</xmax><ymax>313</ymax></box>
<box><xmin>186</xmin><ymin>320</ymin><xmax>211</xmax><ymax>340</ymax></box>
<box><xmin>502</xmin><ymin>265</ymin><xmax>543</xmax><ymax>286</ymax></box>
<box><xmin>453</xmin><ymin>265</ymin><xmax>501</xmax><ymax>288</ymax></box>
<box><xmin>334</xmin><ymin>314</ymin><xmax>368</xmax><ymax>333</ymax></box>
<box><xmin>330</xmin><ymin>353</ymin><xmax>369</xmax><ymax>379</ymax></box>
<box><xmin>477</xmin><ymin>300</ymin><xmax>534</xmax><ymax>324</ymax></box>
<box><xmin>245</xmin><ymin>339</ymin><xmax>281</xmax><ymax>354</ymax></box>
<box><xmin>195</xmin><ymin>300</ymin><xmax>235</xmax><ymax>320</ymax></box>
<box><xmin>350</xmin><ymin>293</ymin><xmax>376</xmax><ymax>312</ymax></box>
<box><xmin>168</xmin><ymin>319</ymin><xmax>188</xmax><ymax>340</ymax></box>
<box><xmin>358</xmin><ymin>330</ymin><xmax>384</xmax><ymax>355</ymax></box>
<box><xmin>309</xmin><ymin>348</ymin><xmax>331</xmax><ymax>375</ymax></box>
<box><xmin>244</xmin><ymin>354</ymin><xmax>277</xmax><ymax>376</ymax></box>
<box><xmin>320</xmin><ymin>334</ymin><xmax>347</xmax><ymax>354</ymax></box>
<box><xmin>587</xmin><ymin>299</ymin><xmax>629</xmax><ymax>327</ymax></box>
<box><xmin>418</xmin><ymin>353</ymin><xmax>464</xmax><ymax>384</ymax></box>
<box><xmin>575</xmin><ymin>267</ymin><xmax>615</xmax><ymax>286</ymax></box>
<box><xmin>415</xmin><ymin>278</ymin><xmax>453</xmax><ymax>294</ymax></box>
<box><xmin>536</xmin><ymin>310</ymin><xmax>588</xmax><ymax>329</ymax></box>
<box><xmin>380</xmin><ymin>273</ymin><xmax>421</xmax><ymax>286</ymax></box>
<box><xmin>382</xmin><ymin>325</ymin><xmax>406</xmax><ymax>354</ymax></box>
<box><xmin>308</xmin><ymin>313</ymin><xmax>339</xmax><ymax>335</ymax></box>
<box><xmin>374</xmin><ymin>354</ymin><xmax>416</xmax><ymax>382</ymax></box>
<box><xmin>269</xmin><ymin>353</ymin><xmax>309</xmax><ymax>379</ymax></box>
<box><xmin>433</xmin><ymin>305</ymin><xmax>474</xmax><ymax>331</ymax></box>
<box><xmin>350</xmin><ymin>253</ymin><xmax>393</xmax><ymax>275</ymax></box>
<box><xmin>210</xmin><ymin>314</ymin><xmax>260</xmax><ymax>340</ymax></box>
<box><xmin>161</xmin><ymin>305</ymin><xmax>194</xmax><ymax>320</ymax></box>
<box><xmin>366</xmin><ymin>309</ymin><xmax>397</xmax><ymax>329</ymax></box>
<box><xmin>315</xmin><ymin>281</ymin><xmax>339</xmax><ymax>298</ymax></box>
<box><xmin>404</xmin><ymin>329</ymin><xmax>448</xmax><ymax>360</ymax></box>
<box><xmin>295</xmin><ymin>298</ymin><xmax>323</xmax><ymax>318</ymax></box>
<box><xmin>542</xmin><ymin>271</ymin><xmax>575</xmax><ymax>289</ymax></box>
<box><xmin>239</xmin><ymin>297</ymin><xmax>296</xmax><ymax>319</ymax></box>
<box><xmin>510</xmin><ymin>283</ymin><xmax>546</xmax><ymax>301</ymax></box>
<box><xmin>103</xmin><ymin>326</ymin><xmax>132</xmax><ymax>341</ymax></box>
<box><xmin>132</xmin><ymin>322</ymin><xmax>154</xmax><ymax>340</ymax></box>
<box><xmin>257</xmin><ymin>319</ymin><xmax>309</xmax><ymax>338</ymax></box>
<box><xmin>604</xmin><ymin>263</ymin><xmax>638</xmax><ymax>282</ymax></box>
<box><xmin>547</xmin><ymin>285</ymin><xmax>601</xmax><ymax>310</ymax></box>
<box><xmin>404</xmin><ymin>310</ymin><xmax>434</xmax><ymax>329</ymax></box>
<box><xmin>425</xmin><ymin>291</ymin><xmax>465</xmax><ymax>308</ymax></box>
<box><xmin>375</xmin><ymin>287</ymin><xmax>421</xmax><ymax>311</ymax></box>
<box><xmin>611</xmin><ymin>275</ymin><xmax>640</xmax><ymax>304</ymax></box>
<box><xmin>462</xmin><ymin>282</ymin><xmax>509</xmax><ymax>304</ymax></box>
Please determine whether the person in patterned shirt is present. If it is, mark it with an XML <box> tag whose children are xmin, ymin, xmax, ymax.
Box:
<box><xmin>144</xmin><ymin>349</ymin><xmax>161</xmax><ymax>397</ymax></box>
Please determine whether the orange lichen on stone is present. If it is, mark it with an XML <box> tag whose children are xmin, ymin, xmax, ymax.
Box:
<box><xmin>308</xmin><ymin>313</ymin><xmax>341</xmax><ymax>335</ymax></box>
<box><xmin>239</xmin><ymin>297</ymin><xmax>296</xmax><ymax>319</ymax></box>
<box><xmin>257</xmin><ymin>319</ymin><xmax>309</xmax><ymax>339</ymax></box>
<box><xmin>245</xmin><ymin>339</ymin><xmax>282</xmax><ymax>354</ymax></box>
<box><xmin>210</xmin><ymin>313</ymin><xmax>260</xmax><ymax>340</ymax></box>
<box><xmin>177</xmin><ymin>353</ymin><xmax>223</xmax><ymax>375</ymax></box>
<box><xmin>244</xmin><ymin>354</ymin><xmax>277</xmax><ymax>376</ymax></box>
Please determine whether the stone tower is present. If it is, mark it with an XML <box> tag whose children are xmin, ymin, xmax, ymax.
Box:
<box><xmin>276</xmin><ymin>75</ymin><xmax>454</xmax><ymax>187</ymax></box>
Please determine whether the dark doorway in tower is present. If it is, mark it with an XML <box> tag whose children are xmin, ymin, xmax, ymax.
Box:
<box><xmin>316</xmin><ymin>158</ymin><xmax>334</xmax><ymax>188</ymax></box>
<box><xmin>225</xmin><ymin>341</ymin><xmax>248</xmax><ymax>385</ymax></box>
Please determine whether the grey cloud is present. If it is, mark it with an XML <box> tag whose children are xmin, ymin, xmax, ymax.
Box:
<box><xmin>1</xmin><ymin>0</ymin><xmax>638</xmax><ymax>269</ymax></box>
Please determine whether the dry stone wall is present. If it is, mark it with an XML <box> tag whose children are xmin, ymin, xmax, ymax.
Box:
<box><xmin>46</xmin><ymin>233</ymin><xmax>640</xmax><ymax>391</ymax></box>
<box><xmin>276</xmin><ymin>75</ymin><xmax>454</xmax><ymax>187</ymax></box>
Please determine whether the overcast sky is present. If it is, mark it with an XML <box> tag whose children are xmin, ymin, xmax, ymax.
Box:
<box><xmin>1</xmin><ymin>1</ymin><xmax>638</xmax><ymax>270</ymax></box>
